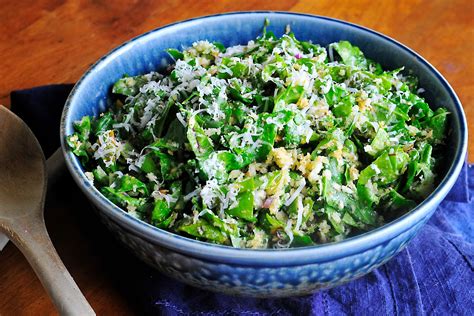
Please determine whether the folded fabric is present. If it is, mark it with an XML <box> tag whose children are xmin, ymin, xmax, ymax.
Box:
<box><xmin>10</xmin><ymin>85</ymin><xmax>473</xmax><ymax>315</ymax></box>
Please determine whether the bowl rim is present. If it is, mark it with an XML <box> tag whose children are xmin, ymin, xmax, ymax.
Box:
<box><xmin>61</xmin><ymin>11</ymin><xmax>467</xmax><ymax>266</ymax></box>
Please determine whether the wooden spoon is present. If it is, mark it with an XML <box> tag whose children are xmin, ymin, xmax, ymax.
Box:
<box><xmin>0</xmin><ymin>105</ymin><xmax>95</xmax><ymax>315</ymax></box>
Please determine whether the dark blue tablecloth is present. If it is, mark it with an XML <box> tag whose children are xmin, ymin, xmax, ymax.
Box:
<box><xmin>10</xmin><ymin>85</ymin><xmax>473</xmax><ymax>315</ymax></box>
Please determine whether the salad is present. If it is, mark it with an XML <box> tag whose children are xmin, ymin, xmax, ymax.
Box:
<box><xmin>67</xmin><ymin>22</ymin><xmax>448</xmax><ymax>248</ymax></box>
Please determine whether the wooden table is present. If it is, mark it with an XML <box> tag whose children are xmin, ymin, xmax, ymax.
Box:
<box><xmin>0</xmin><ymin>1</ymin><xmax>472</xmax><ymax>314</ymax></box>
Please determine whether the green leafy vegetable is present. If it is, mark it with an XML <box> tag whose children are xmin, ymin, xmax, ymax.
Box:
<box><xmin>67</xmin><ymin>22</ymin><xmax>447</xmax><ymax>249</ymax></box>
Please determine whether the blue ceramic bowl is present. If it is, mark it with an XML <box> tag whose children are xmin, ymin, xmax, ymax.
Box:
<box><xmin>61</xmin><ymin>12</ymin><xmax>467</xmax><ymax>297</ymax></box>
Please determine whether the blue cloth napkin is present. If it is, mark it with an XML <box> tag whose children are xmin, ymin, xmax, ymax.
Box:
<box><xmin>10</xmin><ymin>85</ymin><xmax>473</xmax><ymax>315</ymax></box>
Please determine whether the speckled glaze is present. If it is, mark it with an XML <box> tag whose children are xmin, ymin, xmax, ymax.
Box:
<box><xmin>60</xmin><ymin>12</ymin><xmax>467</xmax><ymax>297</ymax></box>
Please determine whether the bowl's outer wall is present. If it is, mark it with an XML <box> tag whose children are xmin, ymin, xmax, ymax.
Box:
<box><xmin>94</xmin><ymin>203</ymin><xmax>435</xmax><ymax>297</ymax></box>
<box><xmin>61</xmin><ymin>12</ymin><xmax>467</xmax><ymax>296</ymax></box>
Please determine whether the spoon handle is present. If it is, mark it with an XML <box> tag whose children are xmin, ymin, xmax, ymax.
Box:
<box><xmin>1</xmin><ymin>212</ymin><xmax>95</xmax><ymax>316</ymax></box>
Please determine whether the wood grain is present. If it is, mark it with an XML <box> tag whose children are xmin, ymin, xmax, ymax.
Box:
<box><xmin>0</xmin><ymin>1</ymin><xmax>472</xmax><ymax>314</ymax></box>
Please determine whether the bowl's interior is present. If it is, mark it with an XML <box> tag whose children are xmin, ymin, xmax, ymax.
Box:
<box><xmin>61</xmin><ymin>12</ymin><xmax>466</xmax><ymax>263</ymax></box>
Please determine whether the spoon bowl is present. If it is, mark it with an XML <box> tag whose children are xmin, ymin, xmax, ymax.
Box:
<box><xmin>0</xmin><ymin>105</ymin><xmax>94</xmax><ymax>315</ymax></box>
<box><xmin>0</xmin><ymin>106</ymin><xmax>45</xmax><ymax>218</ymax></box>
